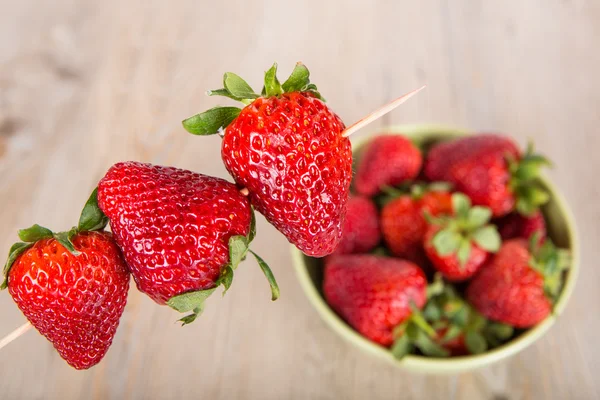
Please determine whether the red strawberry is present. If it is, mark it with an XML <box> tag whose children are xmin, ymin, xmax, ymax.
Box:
<box><xmin>97</xmin><ymin>162</ymin><xmax>278</xmax><ymax>323</ymax></box>
<box><xmin>354</xmin><ymin>135</ymin><xmax>422</xmax><ymax>196</ymax></box>
<box><xmin>182</xmin><ymin>63</ymin><xmax>352</xmax><ymax>257</ymax></box>
<box><xmin>332</xmin><ymin>195</ymin><xmax>380</xmax><ymax>255</ymax></box>
<box><xmin>424</xmin><ymin>193</ymin><xmax>501</xmax><ymax>281</ymax></box>
<box><xmin>496</xmin><ymin>210</ymin><xmax>546</xmax><ymax>243</ymax></box>
<box><xmin>2</xmin><ymin>191</ymin><xmax>130</xmax><ymax>369</ymax></box>
<box><xmin>467</xmin><ymin>239</ymin><xmax>569</xmax><ymax>328</ymax></box>
<box><xmin>424</xmin><ymin>134</ymin><xmax>551</xmax><ymax>217</ymax></box>
<box><xmin>381</xmin><ymin>185</ymin><xmax>452</xmax><ymax>264</ymax></box>
<box><xmin>323</xmin><ymin>254</ymin><xmax>427</xmax><ymax>347</ymax></box>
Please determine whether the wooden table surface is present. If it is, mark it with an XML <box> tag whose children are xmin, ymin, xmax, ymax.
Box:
<box><xmin>1</xmin><ymin>1</ymin><xmax>599</xmax><ymax>399</ymax></box>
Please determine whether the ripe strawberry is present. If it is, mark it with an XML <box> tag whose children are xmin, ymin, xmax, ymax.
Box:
<box><xmin>354</xmin><ymin>135</ymin><xmax>422</xmax><ymax>196</ymax></box>
<box><xmin>331</xmin><ymin>195</ymin><xmax>380</xmax><ymax>255</ymax></box>
<box><xmin>380</xmin><ymin>184</ymin><xmax>452</xmax><ymax>264</ymax></box>
<box><xmin>182</xmin><ymin>63</ymin><xmax>352</xmax><ymax>257</ymax></box>
<box><xmin>424</xmin><ymin>193</ymin><xmax>501</xmax><ymax>281</ymax></box>
<box><xmin>424</xmin><ymin>134</ymin><xmax>551</xmax><ymax>217</ymax></box>
<box><xmin>97</xmin><ymin>162</ymin><xmax>278</xmax><ymax>323</ymax></box>
<box><xmin>2</xmin><ymin>190</ymin><xmax>130</xmax><ymax>369</ymax></box>
<box><xmin>496</xmin><ymin>210</ymin><xmax>546</xmax><ymax>243</ymax></box>
<box><xmin>467</xmin><ymin>238</ymin><xmax>569</xmax><ymax>328</ymax></box>
<box><xmin>323</xmin><ymin>254</ymin><xmax>427</xmax><ymax>347</ymax></box>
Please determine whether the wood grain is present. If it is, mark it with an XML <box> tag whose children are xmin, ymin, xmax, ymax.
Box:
<box><xmin>1</xmin><ymin>1</ymin><xmax>599</xmax><ymax>399</ymax></box>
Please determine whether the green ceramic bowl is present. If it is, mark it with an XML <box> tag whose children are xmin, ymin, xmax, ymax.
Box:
<box><xmin>291</xmin><ymin>124</ymin><xmax>579</xmax><ymax>374</ymax></box>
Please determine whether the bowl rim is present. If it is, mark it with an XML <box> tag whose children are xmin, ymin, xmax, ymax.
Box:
<box><xmin>291</xmin><ymin>124</ymin><xmax>580</xmax><ymax>373</ymax></box>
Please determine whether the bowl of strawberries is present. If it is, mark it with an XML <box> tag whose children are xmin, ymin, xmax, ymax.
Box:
<box><xmin>292</xmin><ymin>124</ymin><xmax>578</xmax><ymax>373</ymax></box>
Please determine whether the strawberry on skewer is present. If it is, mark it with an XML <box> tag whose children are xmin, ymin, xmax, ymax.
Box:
<box><xmin>1</xmin><ymin>190</ymin><xmax>130</xmax><ymax>369</ymax></box>
<box><xmin>182</xmin><ymin>62</ymin><xmax>425</xmax><ymax>257</ymax></box>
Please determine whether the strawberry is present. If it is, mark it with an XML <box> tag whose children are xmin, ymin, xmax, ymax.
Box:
<box><xmin>97</xmin><ymin>162</ymin><xmax>278</xmax><ymax>323</ymax></box>
<box><xmin>182</xmin><ymin>63</ymin><xmax>352</xmax><ymax>257</ymax></box>
<box><xmin>424</xmin><ymin>134</ymin><xmax>551</xmax><ymax>217</ymax></box>
<box><xmin>354</xmin><ymin>135</ymin><xmax>422</xmax><ymax>196</ymax></box>
<box><xmin>380</xmin><ymin>184</ymin><xmax>452</xmax><ymax>265</ymax></box>
<box><xmin>1</xmin><ymin>190</ymin><xmax>130</xmax><ymax>369</ymax></box>
<box><xmin>323</xmin><ymin>254</ymin><xmax>427</xmax><ymax>347</ymax></box>
<box><xmin>331</xmin><ymin>195</ymin><xmax>380</xmax><ymax>255</ymax></box>
<box><xmin>423</xmin><ymin>276</ymin><xmax>514</xmax><ymax>356</ymax></box>
<box><xmin>496</xmin><ymin>210</ymin><xmax>546</xmax><ymax>243</ymax></box>
<box><xmin>424</xmin><ymin>193</ymin><xmax>501</xmax><ymax>281</ymax></box>
<box><xmin>324</xmin><ymin>254</ymin><xmax>452</xmax><ymax>359</ymax></box>
<box><xmin>467</xmin><ymin>238</ymin><xmax>570</xmax><ymax>328</ymax></box>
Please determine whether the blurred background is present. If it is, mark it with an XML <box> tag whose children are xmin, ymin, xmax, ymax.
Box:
<box><xmin>1</xmin><ymin>1</ymin><xmax>599</xmax><ymax>399</ymax></box>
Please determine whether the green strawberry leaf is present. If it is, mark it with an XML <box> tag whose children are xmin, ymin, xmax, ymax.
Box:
<box><xmin>282</xmin><ymin>63</ymin><xmax>310</xmax><ymax>93</ymax></box>
<box><xmin>206</xmin><ymin>88</ymin><xmax>243</xmax><ymax>101</ymax></box>
<box><xmin>486</xmin><ymin>322</ymin><xmax>514</xmax><ymax>340</ymax></box>
<box><xmin>223</xmin><ymin>72</ymin><xmax>259</xmax><ymax>100</ymax></box>
<box><xmin>426</xmin><ymin>274</ymin><xmax>445</xmax><ymax>299</ymax></box>
<box><xmin>17</xmin><ymin>224</ymin><xmax>53</xmax><ymax>242</ymax></box>
<box><xmin>263</xmin><ymin>63</ymin><xmax>283</xmax><ymax>97</ymax></box>
<box><xmin>390</xmin><ymin>334</ymin><xmax>413</xmax><ymax>360</ymax></box>
<box><xmin>248</xmin><ymin>210</ymin><xmax>257</xmax><ymax>244</ymax></box>
<box><xmin>167</xmin><ymin>287</ymin><xmax>218</xmax><ymax>326</ymax></box>
<box><xmin>452</xmin><ymin>193</ymin><xmax>471</xmax><ymax>217</ymax></box>
<box><xmin>465</xmin><ymin>330</ymin><xmax>488</xmax><ymax>354</ymax></box>
<box><xmin>182</xmin><ymin>106</ymin><xmax>241</xmax><ymax>135</ymax></box>
<box><xmin>423</xmin><ymin>302</ymin><xmax>442</xmax><ymax>321</ymax></box>
<box><xmin>466</xmin><ymin>206</ymin><xmax>492</xmax><ymax>229</ymax></box>
<box><xmin>249</xmin><ymin>250</ymin><xmax>280</xmax><ymax>301</ymax></box>
<box><xmin>78</xmin><ymin>188</ymin><xmax>109</xmax><ymax>232</ymax></box>
<box><xmin>432</xmin><ymin>228</ymin><xmax>461</xmax><ymax>256</ymax></box>
<box><xmin>53</xmin><ymin>230</ymin><xmax>81</xmax><ymax>256</ymax></box>
<box><xmin>228</xmin><ymin>235</ymin><xmax>249</xmax><ymax>270</ymax></box>
<box><xmin>515</xmin><ymin>185</ymin><xmax>550</xmax><ymax>216</ymax></box>
<box><xmin>303</xmin><ymin>83</ymin><xmax>324</xmax><ymax>101</ymax></box>
<box><xmin>410</xmin><ymin>308</ymin><xmax>437</xmax><ymax>338</ymax></box>
<box><xmin>441</xmin><ymin>324</ymin><xmax>463</xmax><ymax>343</ymax></box>
<box><xmin>1</xmin><ymin>242</ymin><xmax>33</xmax><ymax>290</ymax></box>
<box><xmin>413</xmin><ymin>330</ymin><xmax>450</xmax><ymax>357</ymax></box>
<box><xmin>472</xmin><ymin>225</ymin><xmax>501</xmax><ymax>252</ymax></box>
<box><xmin>457</xmin><ymin>239</ymin><xmax>472</xmax><ymax>267</ymax></box>
<box><xmin>216</xmin><ymin>265</ymin><xmax>234</xmax><ymax>295</ymax></box>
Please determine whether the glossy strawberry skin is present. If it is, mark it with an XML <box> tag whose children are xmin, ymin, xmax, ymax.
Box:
<box><xmin>332</xmin><ymin>195</ymin><xmax>380</xmax><ymax>255</ymax></box>
<box><xmin>222</xmin><ymin>92</ymin><xmax>352</xmax><ymax>257</ymax></box>
<box><xmin>424</xmin><ymin>225</ymin><xmax>489</xmax><ymax>281</ymax></box>
<box><xmin>98</xmin><ymin>162</ymin><xmax>251</xmax><ymax>304</ymax></box>
<box><xmin>354</xmin><ymin>135</ymin><xmax>422</xmax><ymax>196</ymax></box>
<box><xmin>497</xmin><ymin>210</ymin><xmax>546</xmax><ymax>243</ymax></box>
<box><xmin>381</xmin><ymin>191</ymin><xmax>452</xmax><ymax>265</ymax></box>
<box><xmin>323</xmin><ymin>254</ymin><xmax>427</xmax><ymax>346</ymax></box>
<box><xmin>424</xmin><ymin>134</ymin><xmax>520</xmax><ymax>217</ymax></box>
<box><xmin>7</xmin><ymin>232</ymin><xmax>130</xmax><ymax>370</ymax></box>
<box><xmin>467</xmin><ymin>240</ymin><xmax>551</xmax><ymax>328</ymax></box>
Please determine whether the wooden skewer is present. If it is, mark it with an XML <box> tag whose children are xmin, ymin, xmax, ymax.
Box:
<box><xmin>239</xmin><ymin>188</ymin><xmax>249</xmax><ymax>196</ymax></box>
<box><xmin>0</xmin><ymin>322</ymin><xmax>33</xmax><ymax>351</ymax></box>
<box><xmin>342</xmin><ymin>85</ymin><xmax>427</xmax><ymax>138</ymax></box>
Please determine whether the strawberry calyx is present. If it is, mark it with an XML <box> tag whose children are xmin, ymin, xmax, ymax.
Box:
<box><xmin>507</xmin><ymin>142</ymin><xmax>552</xmax><ymax>216</ymax></box>
<box><xmin>527</xmin><ymin>233</ymin><xmax>570</xmax><ymax>304</ymax></box>
<box><xmin>426</xmin><ymin>193</ymin><xmax>501</xmax><ymax>267</ymax></box>
<box><xmin>166</xmin><ymin>210</ymin><xmax>279</xmax><ymax>325</ymax></box>
<box><xmin>182</xmin><ymin>62</ymin><xmax>323</xmax><ymax>136</ymax></box>
<box><xmin>378</xmin><ymin>182</ymin><xmax>451</xmax><ymax>208</ymax></box>
<box><xmin>421</xmin><ymin>275</ymin><xmax>514</xmax><ymax>354</ymax></box>
<box><xmin>1</xmin><ymin>188</ymin><xmax>108</xmax><ymax>290</ymax></box>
